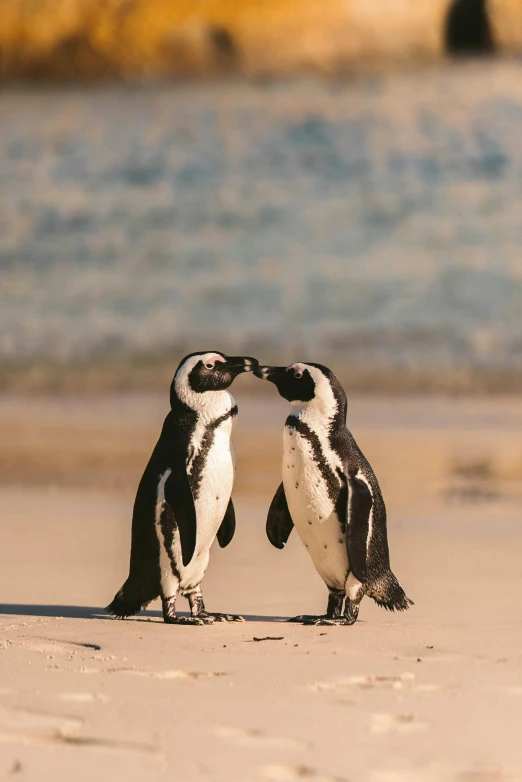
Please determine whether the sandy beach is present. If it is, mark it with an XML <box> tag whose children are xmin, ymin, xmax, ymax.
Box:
<box><xmin>1</xmin><ymin>392</ymin><xmax>522</xmax><ymax>781</ymax></box>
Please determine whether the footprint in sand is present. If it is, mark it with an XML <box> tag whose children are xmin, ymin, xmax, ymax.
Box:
<box><xmin>0</xmin><ymin>706</ymin><xmax>82</xmax><ymax>739</ymax></box>
<box><xmin>215</xmin><ymin>727</ymin><xmax>310</xmax><ymax>750</ymax></box>
<box><xmin>312</xmin><ymin>673</ymin><xmax>416</xmax><ymax>692</ymax></box>
<box><xmin>370</xmin><ymin>713</ymin><xmax>429</xmax><ymax>736</ymax></box>
<box><xmin>24</xmin><ymin>638</ymin><xmax>102</xmax><ymax>660</ymax></box>
<box><xmin>260</xmin><ymin>764</ymin><xmax>346</xmax><ymax>781</ymax></box>
<box><xmin>127</xmin><ymin>669</ymin><xmax>227</xmax><ymax>680</ymax></box>
<box><xmin>312</xmin><ymin>673</ymin><xmax>444</xmax><ymax>694</ymax></box>
<box><xmin>26</xmin><ymin>640</ymin><xmax>76</xmax><ymax>656</ymax></box>
<box><xmin>0</xmin><ymin>706</ymin><xmax>160</xmax><ymax>756</ymax></box>
<box><xmin>79</xmin><ymin>667</ymin><xmax>226</xmax><ymax>679</ymax></box>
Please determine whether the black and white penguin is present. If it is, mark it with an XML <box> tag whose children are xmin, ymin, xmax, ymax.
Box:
<box><xmin>254</xmin><ymin>361</ymin><xmax>413</xmax><ymax>625</ymax></box>
<box><xmin>107</xmin><ymin>351</ymin><xmax>258</xmax><ymax>624</ymax></box>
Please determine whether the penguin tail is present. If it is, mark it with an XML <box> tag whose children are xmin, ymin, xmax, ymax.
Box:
<box><xmin>106</xmin><ymin>578</ymin><xmax>158</xmax><ymax>619</ymax></box>
<box><xmin>367</xmin><ymin>570</ymin><xmax>413</xmax><ymax>613</ymax></box>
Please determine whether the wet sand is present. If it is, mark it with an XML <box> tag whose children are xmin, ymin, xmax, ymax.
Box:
<box><xmin>1</xmin><ymin>394</ymin><xmax>522</xmax><ymax>781</ymax></box>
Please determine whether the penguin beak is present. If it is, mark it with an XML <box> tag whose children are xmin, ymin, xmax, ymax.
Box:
<box><xmin>224</xmin><ymin>356</ymin><xmax>259</xmax><ymax>374</ymax></box>
<box><xmin>253</xmin><ymin>365</ymin><xmax>282</xmax><ymax>381</ymax></box>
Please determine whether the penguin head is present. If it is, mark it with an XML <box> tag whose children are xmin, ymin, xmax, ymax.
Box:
<box><xmin>254</xmin><ymin>362</ymin><xmax>347</xmax><ymax>418</ymax></box>
<box><xmin>172</xmin><ymin>352</ymin><xmax>258</xmax><ymax>405</ymax></box>
<box><xmin>253</xmin><ymin>362</ymin><xmax>318</xmax><ymax>403</ymax></box>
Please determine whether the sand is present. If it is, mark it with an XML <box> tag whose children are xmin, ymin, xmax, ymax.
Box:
<box><xmin>1</xmin><ymin>394</ymin><xmax>522</xmax><ymax>781</ymax></box>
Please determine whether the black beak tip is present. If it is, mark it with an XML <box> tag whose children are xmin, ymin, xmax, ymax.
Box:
<box><xmin>253</xmin><ymin>365</ymin><xmax>272</xmax><ymax>380</ymax></box>
<box><xmin>241</xmin><ymin>357</ymin><xmax>259</xmax><ymax>373</ymax></box>
<box><xmin>225</xmin><ymin>356</ymin><xmax>259</xmax><ymax>372</ymax></box>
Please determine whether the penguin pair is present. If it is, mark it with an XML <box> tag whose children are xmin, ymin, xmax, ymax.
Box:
<box><xmin>107</xmin><ymin>353</ymin><xmax>412</xmax><ymax>626</ymax></box>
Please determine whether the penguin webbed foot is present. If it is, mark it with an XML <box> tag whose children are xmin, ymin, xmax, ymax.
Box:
<box><xmin>196</xmin><ymin>611</ymin><xmax>244</xmax><ymax>623</ymax></box>
<box><xmin>288</xmin><ymin>614</ymin><xmax>330</xmax><ymax>624</ymax></box>
<box><xmin>162</xmin><ymin>596</ymin><xmax>215</xmax><ymax>625</ymax></box>
<box><xmin>164</xmin><ymin>615</ymin><xmax>215</xmax><ymax>625</ymax></box>
<box><xmin>289</xmin><ymin>604</ymin><xmax>359</xmax><ymax>626</ymax></box>
<box><xmin>343</xmin><ymin>602</ymin><xmax>360</xmax><ymax>625</ymax></box>
<box><xmin>186</xmin><ymin>590</ymin><xmax>244</xmax><ymax>622</ymax></box>
<box><xmin>304</xmin><ymin>617</ymin><xmax>354</xmax><ymax>626</ymax></box>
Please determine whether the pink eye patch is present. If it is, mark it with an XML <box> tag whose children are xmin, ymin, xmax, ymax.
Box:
<box><xmin>203</xmin><ymin>353</ymin><xmax>225</xmax><ymax>369</ymax></box>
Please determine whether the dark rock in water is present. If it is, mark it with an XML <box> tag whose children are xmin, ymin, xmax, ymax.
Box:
<box><xmin>208</xmin><ymin>25</ymin><xmax>237</xmax><ymax>60</ymax></box>
<box><xmin>445</xmin><ymin>0</ymin><xmax>496</xmax><ymax>56</ymax></box>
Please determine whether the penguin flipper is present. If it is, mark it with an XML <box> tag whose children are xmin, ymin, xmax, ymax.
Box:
<box><xmin>266</xmin><ymin>483</ymin><xmax>294</xmax><ymax>549</ymax></box>
<box><xmin>343</xmin><ymin>471</ymin><xmax>373</xmax><ymax>583</ymax></box>
<box><xmin>217</xmin><ymin>498</ymin><xmax>236</xmax><ymax>548</ymax></box>
<box><xmin>164</xmin><ymin>465</ymin><xmax>197</xmax><ymax>567</ymax></box>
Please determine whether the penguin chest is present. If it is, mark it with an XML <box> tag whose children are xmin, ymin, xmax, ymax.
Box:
<box><xmin>181</xmin><ymin>420</ymin><xmax>235</xmax><ymax>589</ymax></box>
<box><xmin>193</xmin><ymin>424</ymin><xmax>235</xmax><ymax>528</ymax></box>
<box><xmin>282</xmin><ymin>426</ymin><xmax>349</xmax><ymax>592</ymax></box>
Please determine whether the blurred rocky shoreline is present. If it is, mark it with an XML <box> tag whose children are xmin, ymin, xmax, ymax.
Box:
<box><xmin>1</xmin><ymin>0</ymin><xmax>521</xmax><ymax>83</ymax></box>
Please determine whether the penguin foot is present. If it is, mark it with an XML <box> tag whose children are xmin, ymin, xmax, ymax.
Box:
<box><xmin>289</xmin><ymin>610</ymin><xmax>359</xmax><ymax>626</ymax></box>
<box><xmin>164</xmin><ymin>615</ymin><xmax>215</xmax><ymax>625</ymax></box>
<box><xmin>196</xmin><ymin>612</ymin><xmax>244</xmax><ymax>623</ymax></box>
<box><xmin>341</xmin><ymin>602</ymin><xmax>360</xmax><ymax>625</ymax></box>
<box><xmin>288</xmin><ymin>614</ymin><xmax>329</xmax><ymax>624</ymax></box>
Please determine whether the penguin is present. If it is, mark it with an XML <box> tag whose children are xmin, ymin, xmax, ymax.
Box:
<box><xmin>254</xmin><ymin>361</ymin><xmax>413</xmax><ymax>625</ymax></box>
<box><xmin>107</xmin><ymin>351</ymin><xmax>258</xmax><ymax>624</ymax></box>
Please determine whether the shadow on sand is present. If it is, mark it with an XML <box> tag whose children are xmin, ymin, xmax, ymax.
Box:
<box><xmin>0</xmin><ymin>604</ymin><xmax>288</xmax><ymax>623</ymax></box>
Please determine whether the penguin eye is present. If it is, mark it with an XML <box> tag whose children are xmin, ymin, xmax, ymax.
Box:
<box><xmin>205</xmin><ymin>363</ymin><xmax>214</xmax><ymax>370</ymax></box>
<box><xmin>294</xmin><ymin>371</ymin><xmax>303</xmax><ymax>379</ymax></box>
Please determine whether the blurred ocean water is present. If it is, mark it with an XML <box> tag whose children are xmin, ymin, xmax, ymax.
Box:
<box><xmin>1</xmin><ymin>60</ymin><xmax>522</xmax><ymax>379</ymax></box>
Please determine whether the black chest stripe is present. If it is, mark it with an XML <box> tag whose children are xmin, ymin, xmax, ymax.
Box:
<box><xmin>286</xmin><ymin>415</ymin><xmax>340</xmax><ymax>503</ymax></box>
<box><xmin>158</xmin><ymin>502</ymin><xmax>181</xmax><ymax>580</ymax></box>
<box><xmin>189</xmin><ymin>405</ymin><xmax>238</xmax><ymax>499</ymax></box>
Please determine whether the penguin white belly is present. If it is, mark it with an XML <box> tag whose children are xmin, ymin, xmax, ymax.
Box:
<box><xmin>180</xmin><ymin>421</ymin><xmax>235</xmax><ymax>591</ymax></box>
<box><xmin>283</xmin><ymin>427</ymin><xmax>349</xmax><ymax>592</ymax></box>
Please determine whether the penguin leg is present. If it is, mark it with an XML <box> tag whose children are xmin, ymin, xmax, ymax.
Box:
<box><xmin>162</xmin><ymin>588</ymin><xmax>215</xmax><ymax>626</ymax></box>
<box><xmin>301</xmin><ymin>577</ymin><xmax>365</xmax><ymax>626</ymax></box>
<box><xmin>161</xmin><ymin>582</ymin><xmax>206</xmax><ymax>625</ymax></box>
<box><xmin>156</xmin><ymin>504</ymin><xmax>211</xmax><ymax>625</ymax></box>
<box><xmin>341</xmin><ymin>572</ymin><xmax>366</xmax><ymax>626</ymax></box>
<box><xmin>187</xmin><ymin>587</ymin><xmax>244</xmax><ymax>623</ymax></box>
<box><xmin>162</xmin><ymin>601</ymin><xmax>212</xmax><ymax>624</ymax></box>
<box><xmin>161</xmin><ymin>581</ymin><xmax>206</xmax><ymax>625</ymax></box>
<box><xmin>288</xmin><ymin>590</ymin><xmax>345</xmax><ymax>625</ymax></box>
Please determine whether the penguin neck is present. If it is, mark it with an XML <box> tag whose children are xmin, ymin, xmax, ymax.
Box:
<box><xmin>290</xmin><ymin>396</ymin><xmax>338</xmax><ymax>435</ymax></box>
<box><xmin>174</xmin><ymin>387</ymin><xmax>235</xmax><ymax>422</ymax></box>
